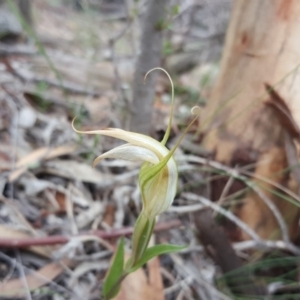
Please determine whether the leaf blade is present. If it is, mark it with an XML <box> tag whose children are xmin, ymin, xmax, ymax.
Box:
<box><xmin>103</xmin><ymin>238</ymin><xmax>125</xmax><ymax>300</ymax></box>
<box><xmin>129</xmin><ymin>244</ymin><xmax>186</xmax><ymax>272</ymax></box>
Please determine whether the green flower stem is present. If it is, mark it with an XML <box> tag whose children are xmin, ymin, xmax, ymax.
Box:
<box><xmin>105</xmin><ymin>214</ymin><xmax>155</xmax><ymax>299</ymax></box>
<box><xmin>127</xmin><ymin>213</ymin><xmax>155</xmax><ymax>269</ymax></box>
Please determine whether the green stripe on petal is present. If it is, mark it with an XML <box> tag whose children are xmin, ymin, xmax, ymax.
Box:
<box><xmin>139</xmin><ymin>157</ymin><xmax>177</xmax><ymax>218</ymax></box>
<box><xmin>138</xmin><ymin>106</ymin><xmax>200</xmax><ymax>217</ymax></box>
<box><xmin>139</xmin><ymin>105</ymin><xmax>201</xmax><ymax>188</ymax></box>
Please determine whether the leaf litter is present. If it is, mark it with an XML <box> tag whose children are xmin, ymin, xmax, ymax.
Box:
<box><xmin>0</xmin><ymin>3</ymin><xmax>207</xmax><ymax>299</ymax></box>
<box><xmin>2</xmin><ymin>1</ymin><xmax>298</xmax><ymax>299</ymax></box>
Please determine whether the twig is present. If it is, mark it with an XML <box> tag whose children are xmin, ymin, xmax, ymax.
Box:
<box><xmin>167</xmin><ymin>204</ymin><xmax>205</xmax><ymax>213</ymax></box>
<box><xmin>180</xmin><ymin>154</ymin><xmax>300</xmax><ymax>203</ymax></box>
<box><xmin>0</xmin><ymin>220</ymin><xmax>181</xmax><ymax>248</ymax></box>
<box><xmin>184</xmin><ymin>193</ymin><xmax>261</xmax><ymax>242</ymax></box>
<box><xmin>241</xmin><ymin>168</ymin><xmax>300</xmax><ymax>203</ymax></box>
<box><xmin>0</xmin><ymin>252</ymin><xmax>74</xmax><ymax>297</ymax></box>
<box><xmin>73</xmin><ymin>250</ymin><xmax>112</xmax><ymax>261</ymax></box>
<box><xmin>164</xmin><ymin>275</ymin><xmax>193</xmax><ymax>296</ymax></box>
<box><xmin>183</xmin><ymin>192</ymin><xmax>300</xmax><ymax>256</ymax></box>
<box><xmin>213</xmin><ymin>166</ymin><xmax>236</xmax><ymax>217</ymax></box>
<box><xmin>15</xmin><ymin>250</ymin><xmax>32</xmax><ymax>300</ymax></box>
<box><xmin>171</xmin><ymin>253</ymin><xmax>231</xmax><ymax>300</ymax></box>
<box><xmin>0</xmin><ymin>196</ymin><xmax>39</xmax><ymax>236</ymax></box>
<box><xmin>164</xmin><ymin>276</ymin><xmax>194</xmax><ymax>299</ymax></box>
<box><xmin>248</xmin><ymin>183</ymin><xmax>290</xmax><ymax>244</ymax></box>
<box><xmin>218</xmin><ymin>169</ymin><xmax>235</xmax><ymax>204</ymax></box>
<box><xmin>180</xmin><ymin>138</ymin><xmax>212</xmax><ymax>157</ymax></box>
<box><xmin>181</xmin><ymin>240</ymin><xmax>300</xmax><ymax>254</ymax></box>
<box><xmin>179</xmin><ymin>155</ymin><xmax>290</xmax><ymax>244</ymax></box>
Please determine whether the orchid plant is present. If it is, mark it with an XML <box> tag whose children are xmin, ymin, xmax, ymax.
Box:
<box><xmin>73</xmin><ymin>68</ymin><xmax>200</xmax><ymax>299</ymax></box>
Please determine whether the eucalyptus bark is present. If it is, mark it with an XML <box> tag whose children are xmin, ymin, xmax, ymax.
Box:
<box><xmin>129</xmin><ymin>0</ymin><xmax>168</xmax><ymax>134</ymax></box>
<box><xmin>201</xmin><ymin>0</ymin><xmax>300</xmax><ymax>240</ymax></box>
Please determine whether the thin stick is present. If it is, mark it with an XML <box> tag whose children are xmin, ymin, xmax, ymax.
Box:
<box><xmin>171</xmin><ymin>253</ymin><xmax>231</xmax><ymax>300</ymax></box>
<box><xmin>179</xmin><ymin>155</ymin><xmax>290</xmax><ymax>243</ymax></box>
<box><xmin>0</xmin><ymin>252</ymin><xmax>74</xmax><ymax>297</ymax></box>
<box><xmin>0</xmin><ymin>220</ymin><xmax>181</xmax><ymax>248</ymax></box>
<box><xmin>183</xmin><ymin>193</ymin><xmax>261</xmax><ymax>242</ymax></box>
<box><xmin>183</xmin><ymin>192</ymin><xmax>300</xmax><ymax>256</ymax></box>
<box><xmin>15</xmin><ymin>250</ymin><xmax>32</xmax><ymax>300</ymax></box>
<box><xmin>213</xmin><ymin>167</ymin><xmax>236</xmax><ymax>217</ymax></box>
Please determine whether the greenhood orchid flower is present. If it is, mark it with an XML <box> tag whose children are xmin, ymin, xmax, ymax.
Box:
<box><xmin>72</xmin><ymin>68</ymin><xmax>199</xmax><ymax>221</ymax></box>
<box><xmin>72</xmin><ymin>68</ymin><xmax>200</xmax><ymax>297</ymax></box>
<box><xmin>73</xmin><ymin>128</ymin><xmax>177</xmax><ymax>219</ymax></box>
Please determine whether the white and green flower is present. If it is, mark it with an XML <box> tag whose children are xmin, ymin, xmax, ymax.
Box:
<box><xmin>72</xmin><ymin>68</ymin><xmax>200</xmax><ymax>286</ymax></box>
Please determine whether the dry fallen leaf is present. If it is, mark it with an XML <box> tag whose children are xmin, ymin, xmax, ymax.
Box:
<box><xmin>103</xmin><ymin>204</ymin><xmax>115</xmax><ymax>227</ymax></box>
<box><xmin>76</xmin><ymin>201</ymin><xmax>104</xmax><ymax>229</ymax></box>
<box><xmin>43</xmin><ymin>159</ymin><xmax>113</xmax><ymax>186</ymax></box>
<box><xmin>147</xmin><ymin>257</ymin><xmax>164</xmax><ymax>295</ymax></box>
<box><xmin>0</xmin><ymin>259</ymin><xmax>71</xmax><ymax>297</ymax></box>
<box><xmin>114</xmin><ymin>256</ymin><xmax>164</xmax><ymax>300</ymax></box>
<box><xmin>9</xmin><ymin>145</ymin><xmax>77</xmax><ymax>182</ymax></box>
<box><xmin>0</xmin><ymin>225</ymin><xmax>52</xmax><ymax>258</ymax></box>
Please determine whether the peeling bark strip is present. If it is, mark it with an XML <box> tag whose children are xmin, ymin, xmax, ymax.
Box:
<box><xmin>0</xmin><ymin>220</ymin><xmax>181</xmax><ymax>248</ymax></box>
<box><xmin>201</xmin><ymin>0</ymin><xmax>300</xmax><ymax>241</ymax></box>
<box><xmin>129</xmin><ymin>0</ymin><xmax>168</xmax><ymax>134</ymax></box>
<box><xmin>265</xmin><ymin>83</ymin><xmax>300</xmax><ymax>204</ymax></box>
<box><xmin>264</xmin><ymin>83</ymin><xmax>300</xmax><ymax>140</ymax></box>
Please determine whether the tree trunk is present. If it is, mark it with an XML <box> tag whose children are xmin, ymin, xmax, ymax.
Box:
<box><xmin>201</xmin><ymin>0</ymin><xmax>300</xmax><ymax>240</ymax></box>
<box><xmin>129</xmin><ymin>0</ymin><xmax>168</xmax><ymax>135</ymax></box>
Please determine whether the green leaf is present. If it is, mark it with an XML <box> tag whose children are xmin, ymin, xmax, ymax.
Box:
<box><xmin>102</xmin><ymin>238</ymin><xmax>125</xmax><ymax>300</ymax></box>
<box><xmin>129</xmin><ymin>244</ymin><xmax>186</xmax><ymax>272</ymax></box>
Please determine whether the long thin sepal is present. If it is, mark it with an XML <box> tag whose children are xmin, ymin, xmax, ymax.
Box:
<box><xmin>144</xmin><ymin>68</ymin><xmax>175</xmax><ymax>146</ymax></box>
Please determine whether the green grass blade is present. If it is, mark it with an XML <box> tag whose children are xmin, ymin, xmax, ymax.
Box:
<box><xmin>103</xmin><ymin>237</ymin><xmax>125</xmax><ymax>300</ymax></box>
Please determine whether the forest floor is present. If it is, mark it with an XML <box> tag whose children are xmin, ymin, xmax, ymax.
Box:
<box><xmin>1</xmin><ymin>1</ymin><xmax>300</xmax><ymax>300</ymax></box>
